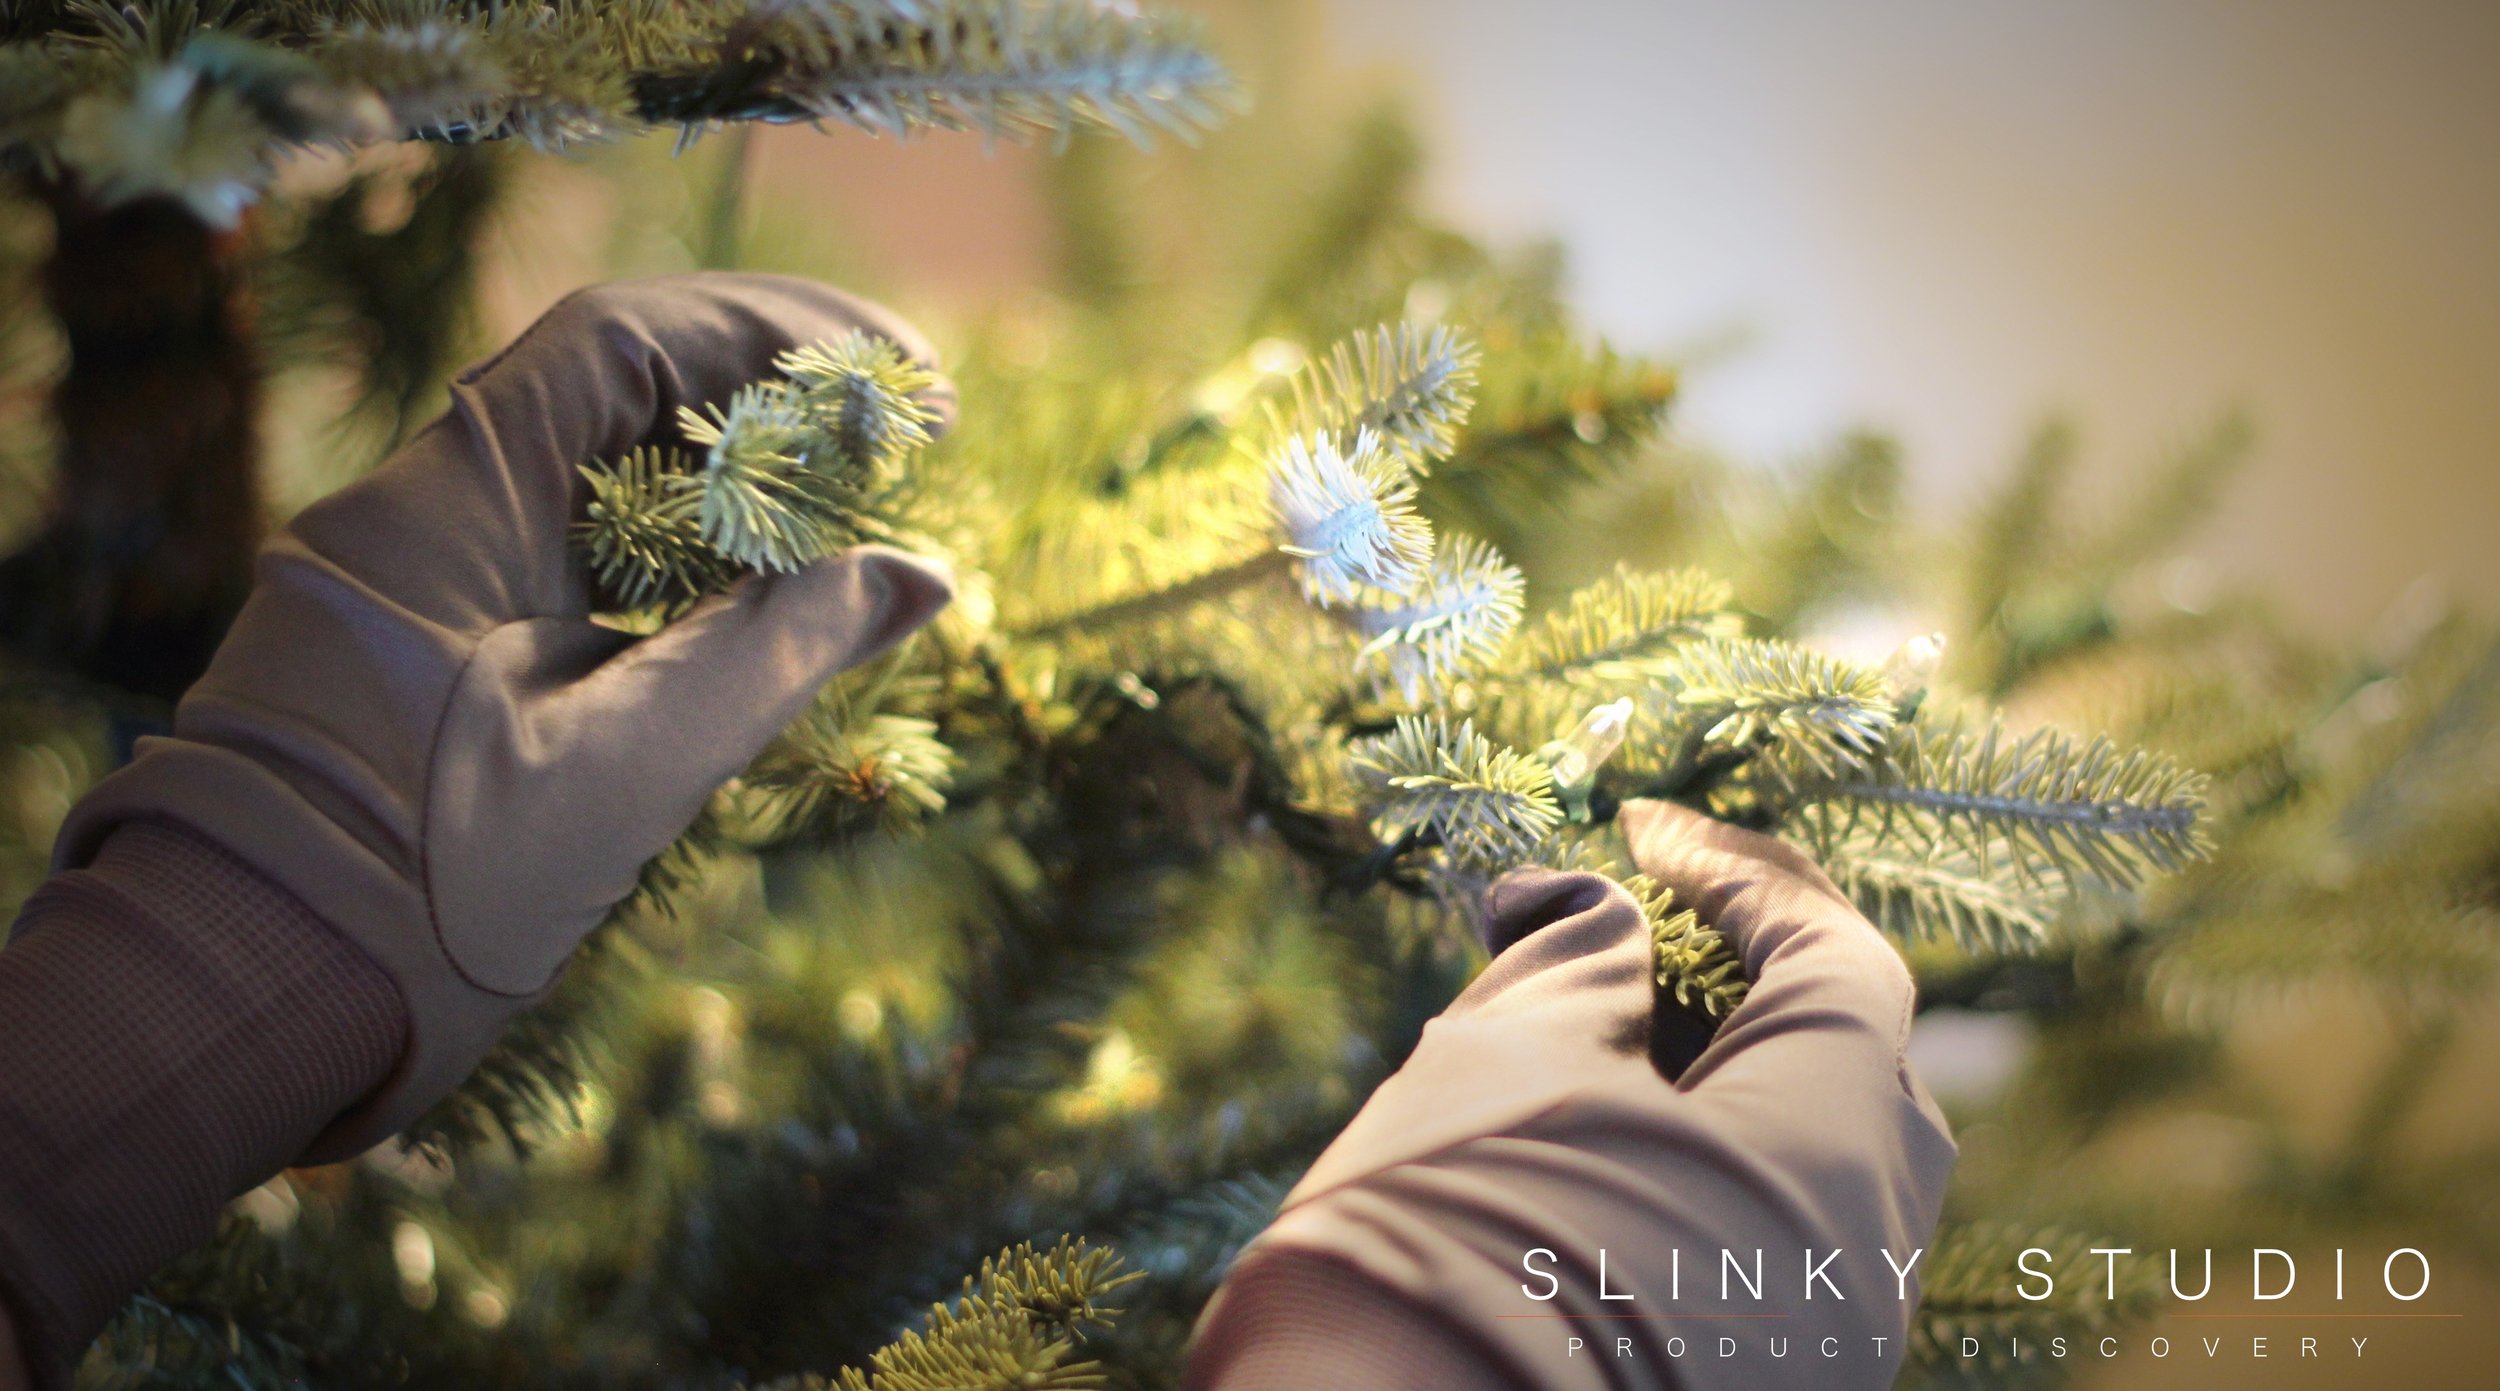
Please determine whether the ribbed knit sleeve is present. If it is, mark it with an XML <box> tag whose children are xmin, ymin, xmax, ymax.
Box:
<box><xmin>0</xmin><ymin>822</ymin><xmax>407</xmax><ymax>1390</ymax></box>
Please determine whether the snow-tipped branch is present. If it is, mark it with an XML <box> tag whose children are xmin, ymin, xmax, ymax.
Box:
<box><xmin>1269</xmin><ymin>427</ymin><xmax>1432</xmax><ymax>604</ymax></box>
<box><xmin>1342</xmin><ymin>534</ymin><xmax>1525</xmax><ymax>701</ymax></box>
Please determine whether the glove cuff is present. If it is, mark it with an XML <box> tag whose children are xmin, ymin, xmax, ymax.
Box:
<box><xmin>0</xmin><ymin>821</ymin><xmax>403</xmax><ymax>1388</ymax></box>
<box><xmin>49</xmin><ymin>737</ymin><xmax>533</xmax><ymax>1160</ymax></box>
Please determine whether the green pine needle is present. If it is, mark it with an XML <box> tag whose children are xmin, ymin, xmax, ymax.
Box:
<box><xmin>6</xmin><ymin>2</ymin><xmax>1236</xmax><ymax>219</ymax></box>
<box><xmin>743</xmin><ymin>709</ymin><xmax>957</xmax><ymax>840</ymax></box>
<box><xmin>1664</xmin><ymin>636</ymin><xmax>1898</xmax><ymax>783</ymax></box>
<box><xmin>639</xmin><ymin>0</ymin><xmax>1240</xmax><ymax>148</ymax></box>
<box><xmin>1351</xmin><ymin>714</ymin><xmax>1562</xmax><ymax>871</ymax></box>
<box><xmin>1343</xmin><ymin>534</ymin><xmax>1526</xmax><ymax>700</ymax></box>
<box><xmin>662</xmin><ymin>331</ymin><xmax>941</xmax><ymax>576</ymax></box>
<box><xmin>1499</xmin><ymin>565</ymin><xmax>1741</xmax><ymax>682</ymax></box>
<box><xmin>777</xmin><ymin>333</ymin><xmax>946</xmax><ymax>474</ymax></box>
<box><xmin>1798</xmin><ymin>716</ymin><xmax>2209</xmax><ymax>893</ymax></box>
<box><xmin>1282</xmin><ymin>321</ymin><xmax>1480</xmax><ymax>470</ymax></box>
<box><xmin>785</xmin><ymin>1237</ymin><xmax>1142</xmax><ymax>1391</ymax></box>
<box><xmin>1624</xmin><ymin>873</ymin><xmax>1748</xmax><ymax>1018</ymax></box>
<box><xmin>696</xmin><ymin>449</ymin><xmax>857</xmax><ymax>573</ymax></box>
<box><xmin>1816</xmin><ymin>824</ymin><xmax>2067</xmax><ymax>955</ymax></box>
<box><xmin>576</xmin><ymin>446</ymin><xmax>725</xmax><ymax>610</ymax></box>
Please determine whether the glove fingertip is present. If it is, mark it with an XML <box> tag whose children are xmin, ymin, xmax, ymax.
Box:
<box><xmin>852</xmin><ymin>546</ymin><xmax>955</xmax><ymax>639</ymax></box>
<box><xmin>1616</xmin><ymin>797</ymin><xmax>1706</xmax><ymax>864</ymax></box>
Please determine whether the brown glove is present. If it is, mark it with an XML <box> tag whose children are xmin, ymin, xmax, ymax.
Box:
<box><xmin>0</xmin><ymin>273</ymin><xmax>955</xmax><ymax>1390</ymax></box>
<box><xmin>45</xmin><ymin>272</ymin><xmax>955</xmax><ymax>1162</ymax></box>
<box><xmin>1187</xmin><ymin>799</ymin><xmax>1954</xmax><ymax>1391</ymax></box>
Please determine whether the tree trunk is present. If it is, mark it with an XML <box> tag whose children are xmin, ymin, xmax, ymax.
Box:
<box><xmin>0</xmin><ymin>191</ymin><xmax>263</xmax><ymax>708</ymax></box>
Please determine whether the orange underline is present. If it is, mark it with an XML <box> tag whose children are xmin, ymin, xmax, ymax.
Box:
<box><xmin>2166</xmin><ymin>1313</ymin><xmax>2463</xmax><ymax>1319</ymax></box>
<box><xmin>1497</xmin><ymin>1313</ymin><xmax>1793</xmax><ymax>1320</ymax></box>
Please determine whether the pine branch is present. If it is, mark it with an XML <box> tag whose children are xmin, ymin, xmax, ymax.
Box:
<box><xmin>682</xmin><ymin>380</ymin><xmax>865</xmax><ymax>572</ymax></box>
<box><xmin>1342</xmin><ymin>534</ymin><xmax>1525</xmax><ymax>701</ymax></box>
<box><xmin>256</xmin><ymin>141</ymin><xmax>505</xmax><ymax>448</ymax></box>
<box><xmin>1278</xmin><ymin>321</ymin><xmax>1479</xmax><ymax>470</ymax></box>
<box><xmin>1496</xmin><ymin>564</ymin><xmax>1740</xmax><ymax>682</ymax></box>
<box><xmin>1350</xmin><ymin>714</ymin><xmax>1561</xmax><ymax>872</ymax></box>
<box><xmin>1734</xmin><ymin>431</ymin><xmax>1902</xmax><ymax>633</ymax></box>
<box><xmin>1269</xmin><ymin>426</ymin><xmax>1433</xmax><ymax>604</ymax></box>
<box><xmin>1010</xmin><ymin>547</ymin><xmax>1294</xmax><ymax>639</ymax></box>
<box><xmin>1960</xmin><ymin>412</ymin><xmax>2252</xmax><ymax>690</ymax></box>
<box><xmin>958</xmin><ymin>1236</ymin><xmax>1140</xmax><ymax>1337</ymax></box>
<box><xmin>571</xmin><ymin>330</ymin><xmax>941</xmax><ymax>590</ymax></box>
<box><xmin>1660</xmin><ymin>636</ymin><xmax>1897</xmax><ymax>784</ymax></box>
<box><xmin>575</xmin><ymin>446</ymin><xmax>725</xmax><ymax>610</ymax></box>
<box><xmin>2076</xmin><ymin>409</ymin><xmax>2254</xmax><ymax>583</ymax></box>
<box><xmin>1623</xmin><ymin>873</ymin><xmax>1747</xmax><ymax>1019</ymax></box>
<box><xmin>1103</xmin><ymin>1171</ymin><xmax>1290</xmax><ymax>1288</ymax></box>
<box><xmin>636</xmin><ymin>0</ymin><xmax>1239</xmax><ymax>148</ymax></box>
<box><xmin>94</xmin><ymin>1219</ymin><xmax>314</xmax><ymax>1391</ymax></box>
<box><xmin>309</xmin><ymin>7</ymin><xmax>510</xmax><ymax>137</ymax></box>
<box><xmin>743</xmin><ymin>707</ymin><xmax>957</xmax><ymax>840</ymax></box>
<box><xmin>50</xmin><ymin>56</ymin><xmax>287</xmax><ymax>227</ymax></box>
<box><xmin>2146</xmin><ymin>858</ymin><xmax>2500</xmax><ymax>1022</ymax></box>
<box><xmin>6</xmin><ymin>2</ymin><xmax>1237</xmax><ymax>220</ymax></box>
<box><xmin>991</xmin><ymin>428</ymin><xmax>1296</xmax><ymax>646</ymax></box>
<box><xmin>1816</xmin><ymin>824</ymin><xmax>2066</xmax><ymax>955</ymax></box>
<box><xmin>1240</xmin><ymin>99</ymin><xmax>1426</xmax><ymax>338</ymax></box>
<box><xmin>779</xmin><ymin>1238</ymin><xmax>1141</xmax><ymax>1391</ymax></box>
<box><xmin>1420</xmin><ymin>330</ymin><xmax>1676</xmax><ymax>548</ymax></box>
<box><xmin>1795</xmin><ymin>717</ymin><xmax>2209</xmax><ymax>893</ymax></box>
<box><xmin>780</xmin><ymin>331</ymin><xmax>946</xmax><ymax>473</ymax></box>
<box><xmin>1961</xmin><ymin>417</ymin><xmax>2077</xmax><ymax>655</ymax></box>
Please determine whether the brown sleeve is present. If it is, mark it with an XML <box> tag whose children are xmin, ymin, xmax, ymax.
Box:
<box><xmin>1184</xmin><ymin>867</ymin><xmax>1954</xmax><ymax>1391</ymax></box>
<box><xmin>1185</xmin><ymin>1246</ymin><xmax>1519</xmax><ymax>1391</ymax></box>
<box><xmin>0</xmin><ymin>822</ymin><xmax>407</xmax><ymax>1391</ymax></box>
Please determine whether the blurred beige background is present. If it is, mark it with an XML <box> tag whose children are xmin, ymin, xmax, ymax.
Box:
<box><xmin>1320</xmin><ymin>0</ymin><xmax>2500</xmax><ymax>634</ymax></box>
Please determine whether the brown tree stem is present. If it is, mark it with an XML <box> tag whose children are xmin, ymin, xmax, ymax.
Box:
<box><xmin>0</xmin><ymin>191</ymin><xmax>263</xmax><ymax>705</ymax></box>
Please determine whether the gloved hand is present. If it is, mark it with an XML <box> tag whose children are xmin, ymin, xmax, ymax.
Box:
<box><xmin>48</xmin><ymin>272</ymin><xmax>955</xmax><ymax>1160</ymax></box>
<box><xmin>1186</xmin><ymin>799</ymin><xmax>1955</xmax><ymax>1391</ymax></box>
<box><xmin>0</xmin><ymin>273</ymin><xmax>954</xmax><ymax>1391</ymax></box>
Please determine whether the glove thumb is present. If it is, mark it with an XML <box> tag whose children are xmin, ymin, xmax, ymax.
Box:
<box><xmin>572</xmin><ymin>545</ymin><xmax>954</xmax><ymax>793</ymax></box>
<box><xmin>1617</xmin><ymin>797</ymin><xmax>1856</xmax><ymax>953</ymax></box>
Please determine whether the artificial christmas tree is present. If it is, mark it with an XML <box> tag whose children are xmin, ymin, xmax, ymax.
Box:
<box><xmin>3</xmin><ymin>5</ymin><xmax>2495</xmax><ymax>1390</ymax></box>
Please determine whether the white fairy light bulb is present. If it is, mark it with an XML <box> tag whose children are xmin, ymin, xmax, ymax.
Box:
<box><xmin>1881</xmin><ymin>631</ymin><xmax>1948</xmax><ymax>706</ymax></box>
<box><xmin>1540</xmin><ymin>697</ymin><xmax>1636</xmax><ymax>819</ymax></box>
